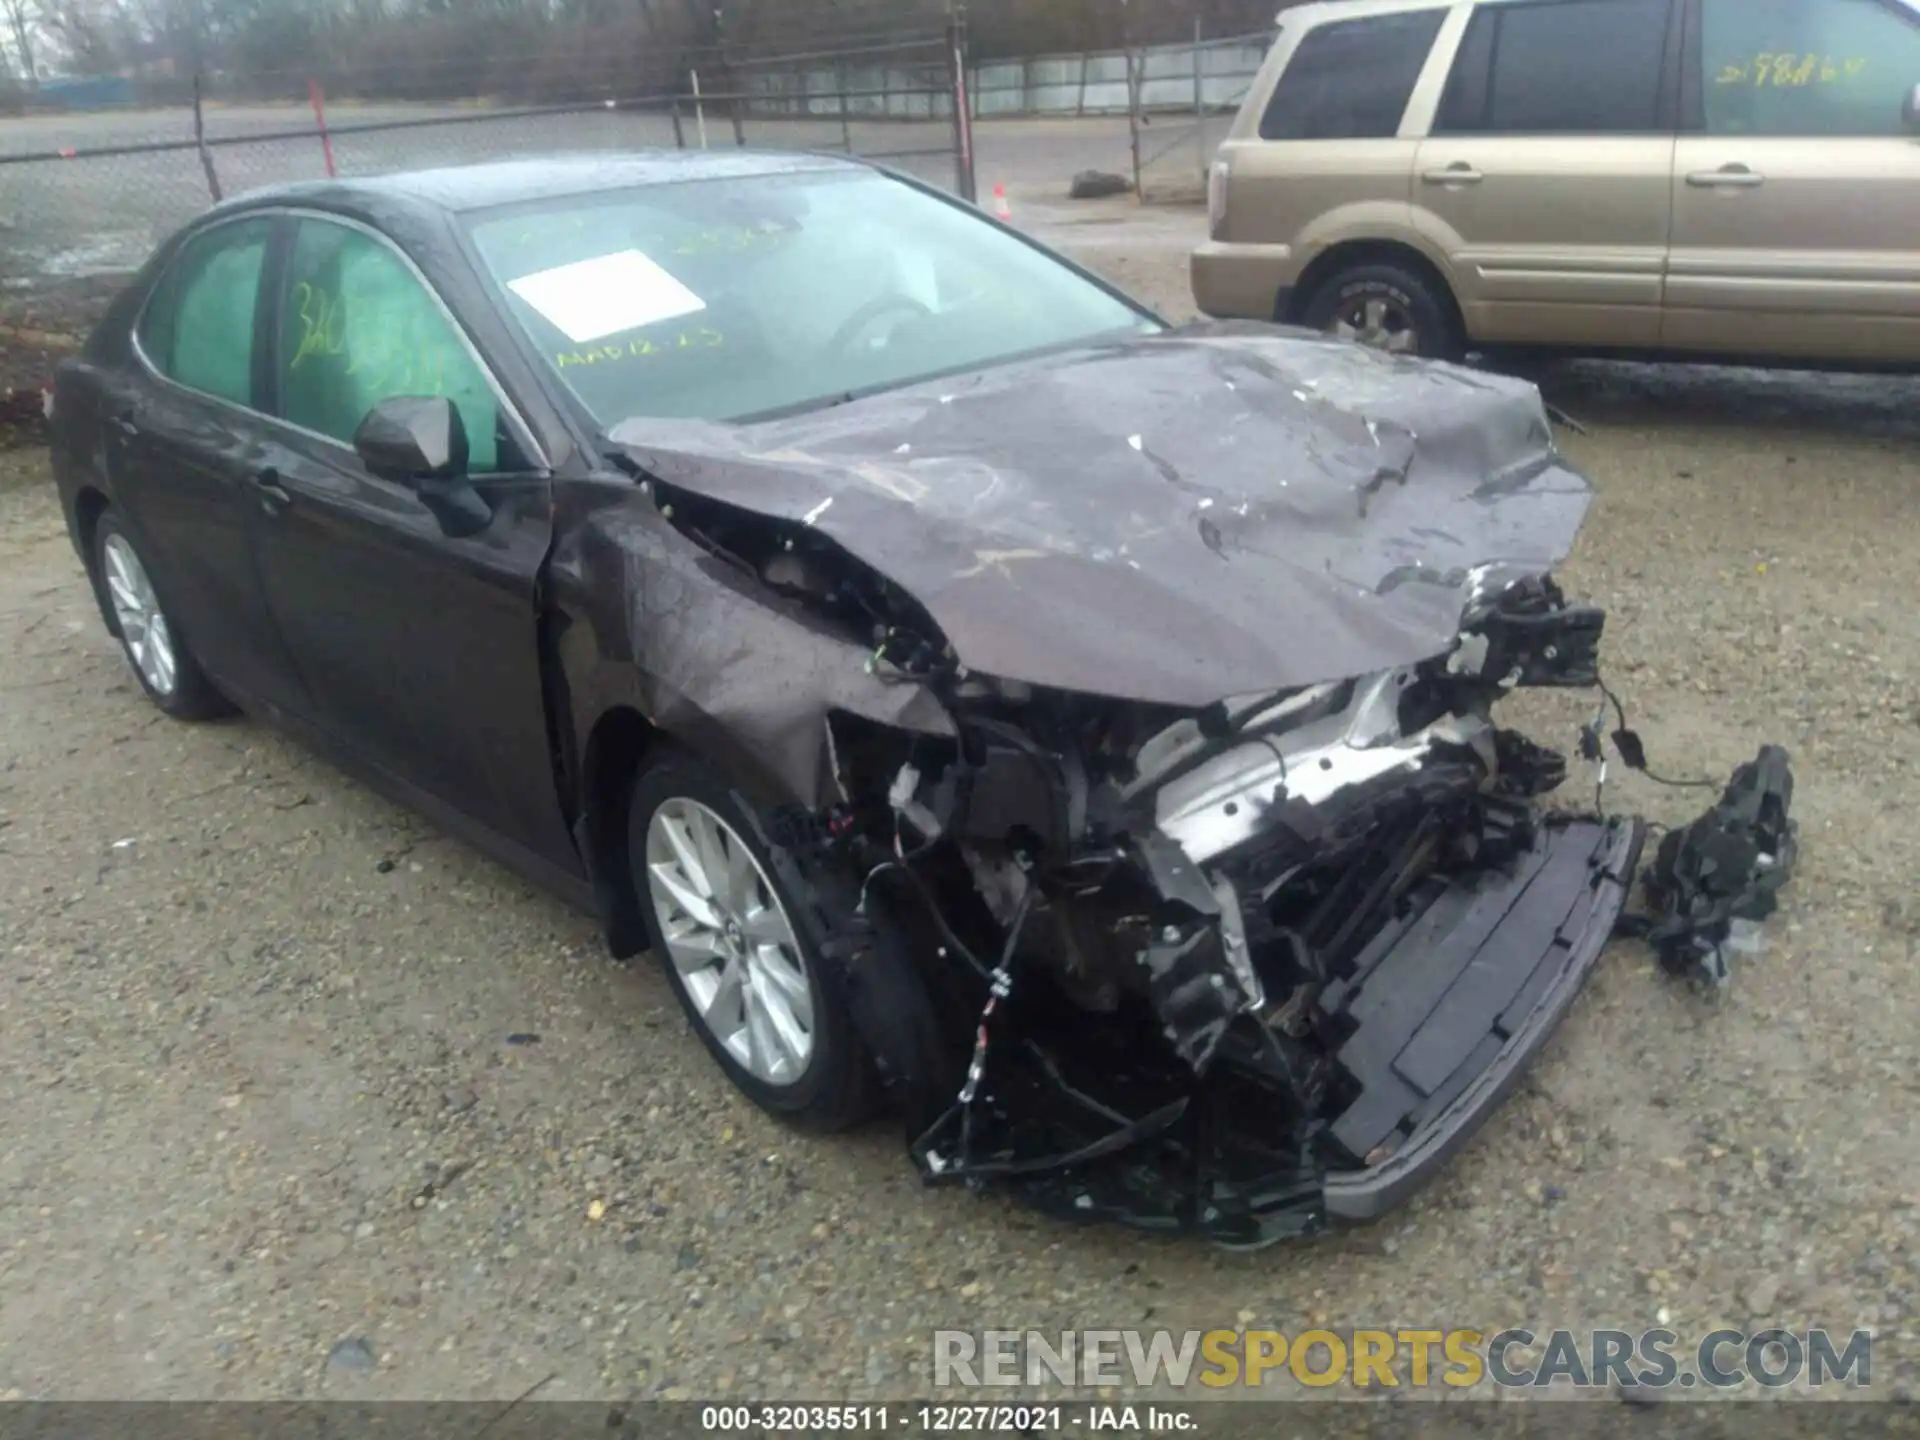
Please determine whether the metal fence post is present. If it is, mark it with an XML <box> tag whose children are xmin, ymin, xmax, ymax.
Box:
<box><xmin>192</xmin><ymin>74</ymin><xmax>222</xmax><ymax>203</ymax></box>
<box><xmin>948</xmin><ymin>9</ymin><xmax>977</xmax><ymax>202</ymax></box>
<box><xmin>838</xmin><ymin>58</ymin><xmax>852</xmax><ymax>152</ymax></box>
<box><xmin>1193</xmin><ymin>19</ymin><xmax>1206</xmax><ymax>188</ymax></box>
<box><xmin>308</xmin><ymin>78</ymin><xmax>338</xmax><ymax>179</ymax></box>
<box><xmin>670</xmin><ymin>96</ymin><xmax>686</xmax><ymax>148</ymax></box>
<box><xmin>1126</xmin><ymin>49</ymin><xmax>1143</xmax><ymax>199</ymax></box>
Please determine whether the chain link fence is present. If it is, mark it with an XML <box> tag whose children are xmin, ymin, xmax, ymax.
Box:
<box><xmin>1125</xmin><ymin>29</ymin><xmax>1269</xmax><ymax>204</ymax></box>
<box><xmin>0</xmin><ymin>12</ymin><xmax>1281</xmax><ymax>423</ymax></box>
<box><xmin>0</xmin><ymin>29</ymin><xmax>973</xmax><ymax>424</ymax></box>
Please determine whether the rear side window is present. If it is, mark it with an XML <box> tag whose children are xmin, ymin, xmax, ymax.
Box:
<box><xmin>1701</xmin><ymin>0</ymin><xmax>1920</xmax><ymax>136</ymax></box>
<box><xmin>137</xmin><ymin>218</ymin><xmax>272</xmax><ymax>408</ymax></box>
<box><xmin>1437</xmin><ymin>0</ymin><xmax>1672</xmax><ymax>134</ymax></box>
<box><xmin>1259</xmin><ymin>10</ymin><xmax>1446</xmax><ymax>140</ymax></box>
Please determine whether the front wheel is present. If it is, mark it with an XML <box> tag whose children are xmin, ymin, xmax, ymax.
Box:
<box><xmin>1299</xmin><ymin>261</ymin><xmax>1463</xmax><ymax>363</ymax></box>
<box><xmin>93</xmin><ymin>510</ymin><xmax>232</xmax><ymax>721</ymax></box>
<box><xmin>628</xmin><ymin>750</ymin><xmax>873</xmax><ymax>1131</ymax></box>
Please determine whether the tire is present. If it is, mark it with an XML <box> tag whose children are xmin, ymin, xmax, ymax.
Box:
<box><xmin>93</xmin><ymin>510</ymin><xmax>233</xmax><ymax>721</ymax></box>
<box><xmin>1299</xmin><ymin>261</ymin><xmax>1463</xmax><ymax>364</ymax></box>
<box><xmin>628</xmin><ymin>749</ymin><xmax>873</xmax><ymax>1132</ymax></box>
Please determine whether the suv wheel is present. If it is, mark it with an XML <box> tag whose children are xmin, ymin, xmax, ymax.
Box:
<box><xmin>628</xmin><ymin>750</ymin><xmax>873</xmax><ymax>1132</ymax></box>
<box><xmin>1300</xmin><ymin>262</ymin><xmax>1462</xmax><ymax>363</ymax></box>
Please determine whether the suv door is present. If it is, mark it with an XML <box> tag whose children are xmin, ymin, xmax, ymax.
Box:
<box><xmin>111</xmin><ymin>215</ymin><xmax>310</xmax><ymax>718</ymax></box>
<box><xmin>249</xmin><ymin>212</ymin><xmax>576</xmax><ymax>871</ymax></box>
<box><xmin>1414</xmin><ymin>0</ymin><xmax>1682</xmax><ymax>349</ymax></box>
<box><xmin>1666</xmin><ymin>0</ymin><xmax>1920</xmax><ymax>362</ymax></box>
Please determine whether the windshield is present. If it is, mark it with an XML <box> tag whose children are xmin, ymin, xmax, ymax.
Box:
<box><xmin>466</xmin><ymin>167</ymin><xmax>1159</xmax><ymax>425</ymax></box>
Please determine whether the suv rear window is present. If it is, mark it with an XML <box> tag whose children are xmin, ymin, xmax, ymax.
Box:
<box><xmin>1437</xmin><ymin>0</ymin><xmax>1672</xmax><ymax>134</ymax></box>
<box><xmin>1259</xmin><ymin>10</ymin><xmax>1446</xmax><ymax>140</ymax></box>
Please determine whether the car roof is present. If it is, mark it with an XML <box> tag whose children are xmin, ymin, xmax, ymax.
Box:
<box><xmin>221</xmin><ymin>149</ymin><xmax>865</xmax><ymax>217</ymax></box>
<box><xmin>1273</xmin><ymin>0</ymin><xmax>1667</xmax><ymax>21</ymax></box>
<box><xmin>1273</xmin><ymin>0</ymin><xmax>1451</xmax><ymax>22</ymax></box>
<box><xmin>1278</xmin><ymin>0</ymin><xmax>1920</xmax><ymax>28</ymax></box>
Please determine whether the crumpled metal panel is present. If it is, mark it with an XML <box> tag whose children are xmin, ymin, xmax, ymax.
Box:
<box><xmin>612</xmin><ymin>321</ymin><xmax>1595</xmax><ymax>709</ymax></box>
<box><xmin>547</xmin><ymin>482</ymin><xmax>954</xmax><ymax>811</ymax></box>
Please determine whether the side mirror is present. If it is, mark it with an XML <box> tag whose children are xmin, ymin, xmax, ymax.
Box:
<box><xmin>1905</xmin><ymin>83</ymin><xmax>1920</xmax><ymax>136</ymax></box>
<box><xmin>352</xmin><ymin>395</ymin><xmax>492</xmax><ymax>538</ymax></box>
<box><xmin>354</xmin><ymin>394</ymin><xmax>468</xmax><ymax>481</ymax></box>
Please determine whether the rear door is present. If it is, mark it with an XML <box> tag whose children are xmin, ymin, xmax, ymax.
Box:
<box><xmin>1665</xmin><ymin>0</ymin><xmax>1920</xmax><ymax>361</ymax></box>
<box><xmin>1413</xmin><ymin>0</ymin><xmax>1682</xmax><ymax>349</ymax></box>
<box><xmin>107</xmin><ymin>215</ymin><xmax>310</xmax><ymax>719</ymax></box>
<box><xmin>247</xmin><ymin>212</ymin><xmax>577</xmax><ymax>869</ymax></box>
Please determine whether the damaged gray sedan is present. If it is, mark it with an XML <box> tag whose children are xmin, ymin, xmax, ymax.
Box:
<box><xmin>51</xmin><ymin>153</ymin><xmax>1769</xmax><ymax>1249</ymax></box>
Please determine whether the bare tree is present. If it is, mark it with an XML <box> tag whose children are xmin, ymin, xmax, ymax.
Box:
<box><xmin>2</xmin><ymin>0</ymin><xmax>38</xmax><ymax>84</ymax></box>
<box><xmin>0</xmin><ymin>0</ymin><xmax>1268</xmax><ymax>100</ymax></box>
<box><xmin>34</xmin><ymin>0</ymin><xmax>137</xmax><ymax>74</ymax></box>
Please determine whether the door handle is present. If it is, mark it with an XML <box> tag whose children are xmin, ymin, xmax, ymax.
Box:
<box><xmin>249</xmin><ymin>467</ymin><xmax>292</xmax><ymax>511</ymax></box>
<box><xmin>1687</xmin><ymin>166</ymin><xmax>1765</xmax><ymax>188</ymax></box>
<box><xmin>1422</xmin><ymin>163</ymin><xmax>1484</xmax><ymax>185</ymax></box>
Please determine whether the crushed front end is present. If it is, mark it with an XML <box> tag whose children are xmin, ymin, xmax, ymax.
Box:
<box><xmin>602</xmin><ymin>325</ymin><xmax>1795</xmax><ymax>1246</ymax></box>
<box><xmin>813</xmin><ymin>575</ymin><xmax>1645</xmax><ymax>1248</ymax></box>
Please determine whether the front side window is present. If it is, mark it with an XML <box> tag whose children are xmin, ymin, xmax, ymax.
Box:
<box><xmin>1259</xmin><ymin>11</ymin><xmax>1446</xmax><ymax>140</ymax></box>
<box><xmin>138</xmin><ymin>218</ymin><xmax>271</xmax><ymax>407</ymax></box>
<box><xmin>1438</xmin><ymin>0</ymin><xmax>1672</xmax><ymax>134</ymax></box>
<box><xmin>465</xmin><ymin>168</ymin><xmax>1157</xmax><ymax>427</ymax></box>
<box><xmin>275</xmin><ymin>219</ymin><xmax>502</xmax><ymax>471</ymax></box>
<box><xmin>1702</xmin><ymin>0</ymin><xmax>1920</xmax><ymax>135</ymax></box>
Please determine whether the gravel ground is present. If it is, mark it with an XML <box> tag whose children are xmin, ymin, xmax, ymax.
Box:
<box><xmin>2</xmin><ymin>213</ymin><xmax>1918</xmax><ymax>1405</ymax></box>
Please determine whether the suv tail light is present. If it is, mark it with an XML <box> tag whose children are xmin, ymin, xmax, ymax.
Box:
<box><xmin>1207</xmin><ymin>159</ymin><xmax>1230</xmax><ymax>239</ymax></box>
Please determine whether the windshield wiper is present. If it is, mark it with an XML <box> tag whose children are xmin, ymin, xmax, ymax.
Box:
<box><xmin>735</xmin><ymin>390</ymin><xmax>862</xmax><ymax>424</ymax></box>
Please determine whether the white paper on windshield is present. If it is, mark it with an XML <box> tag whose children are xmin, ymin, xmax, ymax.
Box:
<box><xmin>897</xmin><ymin>250</ymin><xmax>942</xmax><ymax>314</ymax></box>
<box><xmin>507</xmin><ymin>249</ymin><xmax>706</xmax><ymax>344</ymax></box>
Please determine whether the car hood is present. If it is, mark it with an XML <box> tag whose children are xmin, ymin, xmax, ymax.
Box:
<box><xmin>609</xmin><ymin>321</ymin><xmax>1594</xmax><ymax>708</ymax></box>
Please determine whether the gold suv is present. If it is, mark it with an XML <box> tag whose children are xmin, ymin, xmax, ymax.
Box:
<box><xmin>1193</xmin><ymin>0</ymin><xmax>1920</xmax><ymax>366</ymax></box>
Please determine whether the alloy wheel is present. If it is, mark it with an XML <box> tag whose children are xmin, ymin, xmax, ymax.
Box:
<box><xmin>102</xmin><ymin>532</ymin><xmax>178</xmax><ymax>697</ymax></box>
<box><xmin>1330</xmin><ymin>295</ymin><xmax>1419</xmax><ymax>354</ymax></box>
<box><xmin>643</xmin><ymin>797</ymin><xmax>816</xmax><ymax>1086</ymax></box>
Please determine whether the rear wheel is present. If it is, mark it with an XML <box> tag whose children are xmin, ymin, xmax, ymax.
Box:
<box><xmin>93</xmin><ymin>510</ymin><xmax>231</xmax><ymax>721</ymax></box>
<box><xmin>1300</xmin><ymin>261</ymin><xmax>1463</xmax><ymax>363</ymax></box>
<box><xmin>628</xmin><ymin>750</ymin><xmax>873</xmax><ymax>1131</ymax></box>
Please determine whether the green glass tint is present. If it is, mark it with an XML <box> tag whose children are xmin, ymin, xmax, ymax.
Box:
<box><xmin>278</xmin><ymin>220</ymin><xmax>500</xmax><ymax>471</ymax></box>
<box><xmin>139</xmin><ymin>218</ymin><xmax>272</xmax><ymax>407</ymax></box>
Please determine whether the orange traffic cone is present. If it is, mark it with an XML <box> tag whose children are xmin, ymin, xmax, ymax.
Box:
<box><xmin>992</xmin><ymin>183</ymin><xmax>1013</xmax><ymax>222</ymax></box>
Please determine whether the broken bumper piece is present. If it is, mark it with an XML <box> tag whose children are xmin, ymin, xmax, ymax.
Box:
<box><xmin>910</xmin><ymin>815</ymin><xmax>1644</xmax><ymax>1249</ymax></box>
<box><xmin>1626</xmin><ymin>744</ymin><xmax>1798</xmax><ymax>987</ymax></box>
<box><xmin>1323</xmin><ymin>815</ymin><xmax>1643</xmax><ymax>1223</ymax></box>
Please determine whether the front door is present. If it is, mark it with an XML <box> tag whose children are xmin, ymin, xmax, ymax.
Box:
<box><xmin>247</xmin><ymin>213</ymin><xmax>576</xmax><ymax>870</ymax></box>
<box><xmin>1665</xmin><ymin>0</ymin><xmax>1920</xmax><ymax>362</ymax></box>
<box><xmin>1412</xmin><ymin>0</ymin><xmax>1680</xmax><ymax>350</ymax></box>
<box><xmin>107</xmin><ymin>215</ymin><xmax>310</xmax><ymax>720</ymax></box>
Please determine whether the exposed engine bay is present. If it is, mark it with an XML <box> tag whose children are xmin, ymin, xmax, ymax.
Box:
<box><xmin>594</xmin><ymin>325</ymin><xmax>1798</xmax><ymax>1247</ymax></box>
<box><xmin>636</xmin><ymin>482</ymin><xmax>1697</xmax><ymax>1247</ymax></box>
